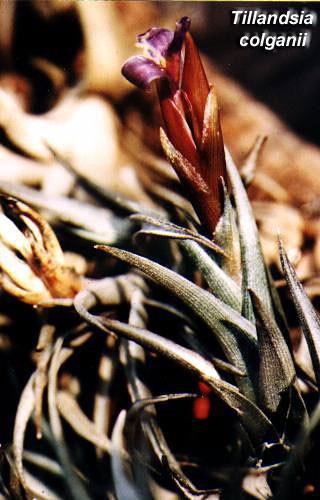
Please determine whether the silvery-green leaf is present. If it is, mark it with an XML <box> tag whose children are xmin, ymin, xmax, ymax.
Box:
<box><xmin>132</xmin><ymin>214</ymin><xmax>241</xmax><ymax>310</ymax></box>
<box><xmin>78</xmin><ymin>310</ymin><xmax>276</xmax><ymax>445</ymax></box>
<box><xmin>95</xmin><ymin>245</ymin><xmax>257</xmax><ymax>399</ymax></box>
<box><xmin>123</xmin><ymin>289</ymin><xmax>201</xmax><ymax>499</ymax></box>
<box><xmin>265</xmin><ymin>263</ymin><xmax>291</xmax><ymax>341</ymax></box>
<box><xmin>240</xmin><ymin>136</ymin><xmax>267</xmax><ymax>187</ymax></box>
<box><xmin>131</xmin><ymin>213</ymin><xmax>226</xmax><ymax>254</ymax></box>
<box><xmin>279</xmin><ymin>239</ymin><xmax>320</xmax><ymax>388</ymax></box>
<box><xmin>181</xmin><ymin>240</ymin><xmax>242</xmax><ymax>311</ymax></box>
<box><xmin>125</xmin><ymin>393</ymin><xmax>218</xmax><ymax>499</ymax></box>
<box><xmin>277</xmin><ymin>399</ymin><xmax>320</xmax><ymax>498</ymax></box>
<box><xmin>143</xmin><ymin>299</ymin><xmax>242</xmax><ymax>376</ymax></box>
<box><xmin>111</xmin><ymin>410</ymin><xmax>141</xmax><ymax>500</ymax></box>
<box><xmin>250</xmin><ymin>290</ymin><xmax>296</xmax><ymax>413</ymax></box>
<box><xmin>214</xmin><ymin>181</ymin><xmax>242</xmax><ymax>285</ymax></box>
<box><xmin>225</xmin><ymin>148</ymin><xmax>273</xmax><ymax>322</ymax></box>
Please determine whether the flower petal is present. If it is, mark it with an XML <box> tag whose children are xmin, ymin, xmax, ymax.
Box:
<box><xmin>136</xmin><ymin>28</ymin><xmax>174</xmax><ymax>63</ymax></box>
<box><xmin>121</xmin><ymin>55</ymin><xmax>167</xmax><ymax>90</ymax></box>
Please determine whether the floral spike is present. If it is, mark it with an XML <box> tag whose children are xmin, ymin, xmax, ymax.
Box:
<box><xmin>122</xmin><ymin>17</ymin><xmax>227</xmax><ymax>237</ymax></box>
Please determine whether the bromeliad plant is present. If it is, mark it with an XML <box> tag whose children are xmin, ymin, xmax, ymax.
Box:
<box><xmin>74</xmin><ymin>17</ymin><xmax>320</xmax><ymax>499</ymax></box>
<box><xmin>3</xmin><ymin>15</ymin><xmax>320</xmax><ymax>500</ymax></box>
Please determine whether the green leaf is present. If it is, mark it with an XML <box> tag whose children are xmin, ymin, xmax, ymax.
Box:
<box><xmin>78</xmin><ymin>310</ymin><xmax>277</xmax><ymax>446</ymax></box>
<box><xmin>214</xmin><ymin>181</ymin><xmax>242</xmax><ymax>285</ymax></box>
<box><xmin>131</xmin><ymin>214</ymin><xmax>242</xmax><ymax>310</ymax></box>
<box><xmin>131</xmin><ymin>214</ymin><xmax>225</xmax><ymax>254</ymax></box>
<box><xmin>123</xmin><ymin>289</ymin><xmax>201</xmax><ymax>498</ymax></box>
<box><xmin>250</xmin><ymin>290</ymin><xmax>296</xmax><ymax>413</ymax></box>
<box><xmin>279</xmin><ymin>239</ymin><xmax>320</xmax><ymax>388</ymax></box>
<box><xmin>181</xmin><ymin>240</ymin><xmax>242</xmax><ymax>311</ymax></box>
<box><xmin>111</xmin><ymin>410</ymin><xmax>141</xmax><ymax>500</ymax></box>
<box><xmin>225</xmin><ymin>148</ymin><xmax>273</xmax><ymax>322</ymax></box>
<box><xmin>239</xmin><ymin>136</ymin><xmax>267</xmax><ymax>187</ymax></box>
<box><xmin>95</xmin><ymin>245</ymin><xmax>257</xmax><ymax>399</ymax></box>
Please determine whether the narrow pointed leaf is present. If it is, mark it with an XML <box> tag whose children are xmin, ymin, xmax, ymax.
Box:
<box><xmin>131</xmin><ymin>214</ymin><xmax>241</xmax><ymax>309</ymax></box>
<box><xmin>124</xmin><ymin>392</ymin><xmax>217</xmax><ymax>498</ymax></box>
<box><xmin>240</xmin><ymin>136</ymin><xmax>267</xmax><ymax>187</ymax></box>
<box><xmin>214</xmin><ymin>181</ymin><xmax>242</xmax><ymax>284</ymax></box>
<box><xmin>75</xmin><ymin>307</ymin><xmax>276</xmax><ymax>445</ymax></box>
<box><xmin>181</xmin><ymin>240</ymin><xmax>242</xmax><ymax>311</ymax></box>
<box><xmin>96</xmin><ymin>245</ymin><xmax>255</xmax><ymax>339</ymax></box>
<box><xmin>279</xmin><ymin>239</ymin><xmax>320</xmax><ymax>388</ymax></box>
<box><xmin>111</xmin><ymin>410</ymin><xmax>141</xmax><ymax>500</ymax></box>
<box><xmin>250</xmin><ymin>290</ymin><xmax>296</xmax><ymax>413</ymax></box>
<box><xmin>225</xmin><ymin>148</ymin><xmax>273</xmax><ymax>322</ymax></box>
<box><xmin>95</xmin><ymin>245</ymin><xmax>257</xmax><ymax>398</ymax></box>
<box><xmin>123</xmin><ymin>289</ymin><xmax>201</xmax><ymax>498</ymax></box>
<box><xmin>126</xmin><ymin>393</ymin><xmax>197</xmax><ymax>425</ymax></box>
<box><xmin>131</xmin><ymin>213</ymin><xmax>226</xmax><ymax>254</ymax></box>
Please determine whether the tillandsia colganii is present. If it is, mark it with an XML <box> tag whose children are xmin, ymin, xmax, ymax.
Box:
<box><xmin>122</xmin><ymin>16</ymin><xmax>227</xmax><ymax>236</ymax></box>
<box><xmin>2</xmin><ymin>11</ymin><xmax>320</xmax><ymax>500</ymax></box>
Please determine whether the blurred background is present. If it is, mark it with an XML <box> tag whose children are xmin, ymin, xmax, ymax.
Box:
<box><xmin>2</xmin><ymin>1</ymin><xmax>319</xmax><ymax>144</ymax></box>
<box><xmin>193</xmin><ymin>2</ymin><xmax>320</xmax><ymax>145</ymax></box>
